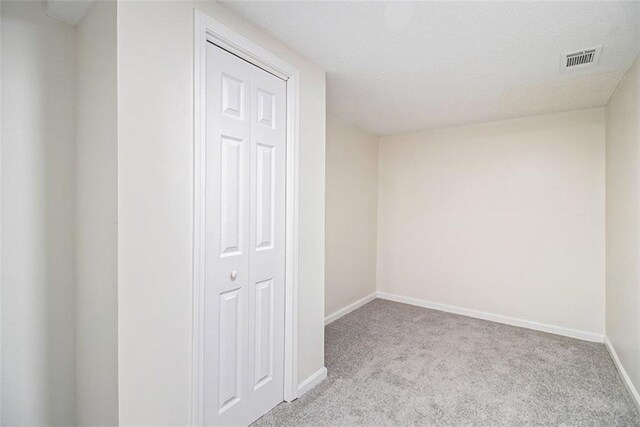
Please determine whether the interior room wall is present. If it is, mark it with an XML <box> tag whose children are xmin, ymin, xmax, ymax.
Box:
<box><xmin>325</xmin><ymin>114</ymin><xmax>378</xmax><ymax>320</ymax></box>
<box><xmin>116</xmin><ymin>1</ymin><xmax>325</xmax><ymax>423</ymax></box>
<box><xmin>605</xmin><ymin>55</ymin><xmax>640</xmax><ymax>398</ymax></box>
<box><xmin>377</xmin><ymin>108</ymin><xmax>606</xmax><ymax>338</ymax></box>
<box><xmin>1</xmin><ymin>1</ymin><xmax>76</xmax><ymax>424</ymax></box>
<box><xmin>75</xmin><ymin>1</ymin><xmax>118</xmax><ymax>424</ymax></box>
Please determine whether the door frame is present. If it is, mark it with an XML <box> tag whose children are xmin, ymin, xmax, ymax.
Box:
<box><xmin>191</xmin><ymin>9</ymin><xmax>301</xmax><ymax>426</ymax></box>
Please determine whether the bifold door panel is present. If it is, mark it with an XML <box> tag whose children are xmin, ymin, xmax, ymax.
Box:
<box><xmin>204</xmin><ymin>42</ymin><xmax>286</xmax><ymax>426</ymax></box>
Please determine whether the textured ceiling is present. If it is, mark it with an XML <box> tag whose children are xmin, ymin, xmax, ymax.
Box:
<box><xmin>45</xmin><ymin>0</ymin><xmax>93</xmax><ymax>26</ymax></box>
<box><xmin>221</xmin><ymin>1</ymin><xmax>640</xmax><ymax>135</ymax></box>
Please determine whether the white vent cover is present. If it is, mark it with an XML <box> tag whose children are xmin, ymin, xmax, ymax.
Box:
<box><xmin>560</xmin><ymin>46</ymin><xmax>602</xmax><ymax>71</ymax></box>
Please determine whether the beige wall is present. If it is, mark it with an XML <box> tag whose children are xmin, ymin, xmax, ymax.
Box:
<box><xmin>325</xmin><ymin>114</ymin><xmax>378</xmax><ymax>317</ymax></box>
<box><xmin>117</xmin><ymin>1</ymin><xmax>325</xmax><ymax>424</ymax></box>
<box><xmin>606</xmin><ymin>56</ymin><xmax>640</xmax><ymax>393</ymax></box>
<box><xmin>1</xmin><ymin>2</ymin><xmax>76</xmax><ymax>424</ymax></box>
<box><xmin>377</xmin><ymin>109</ymin><xmax>606</xmax><ymax>336</ymax></box>
<box><xmin>75</xmin><ymin>1</ymin><xmax>118</xmax><ymax>424</ymax></box>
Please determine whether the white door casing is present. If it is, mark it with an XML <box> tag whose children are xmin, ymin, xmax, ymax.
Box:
<box><xmin>193</xmin><ymin>11</ymin><xmax>301</xmax><ymax>426</ymax></box>
<box><xmin>203</xmin><ymin>43</ymin><xmax>286</xmax><ymax>426</ymax></box>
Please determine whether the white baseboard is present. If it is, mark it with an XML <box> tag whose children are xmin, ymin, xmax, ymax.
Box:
<box><xmin>325</xmin><ymin>292</ymin><xmax>377</xmax><ymax>325</ymax></box>
<box><xmin>297</xmin><ymin>367</ymin><xmax>327</xmax><ymax>397</ymax></box>
<box><xmin>605</xmin><ymin>336</ymin><xmax>640</xmax><ymax>411</ymax></box>
<box><xmin>376</xmin><ymin>292</ymin><xmax>603</xmax><ymax>343</ymax></box>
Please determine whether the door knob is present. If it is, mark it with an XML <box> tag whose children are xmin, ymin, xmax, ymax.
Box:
<box><xmin>230</xmin><ymin>270</ymin><xmax>238</xmax><ymax>281</ymax></box>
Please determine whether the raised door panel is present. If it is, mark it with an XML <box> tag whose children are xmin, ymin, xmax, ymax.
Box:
<box><xmin>253</xmin><ymin>279</ymin><xmax>274</xmax><ymax>390</ymax></box>
<box><xmin>222</xmin><ymin>74</ymin><xmax>245</xmax><ymax>120</ymax></box>
<box><xmin>218</xmin><ymin>289</ymin><xmax>243</xmax><ymax>413</ymax></box>
<box><xmin>256</xmin><ymin>88</ymin><xmax>275</xmax><ymax>129</ymax></box>
<box><xmin>220</xmin><ymin>136</ymin><xmax>245</xmax><ymax>256</ymax></box>
<box><xmin>256</xmin><ymin>143</ymin><xmax>275</xmax><ymax>251</ymax></box>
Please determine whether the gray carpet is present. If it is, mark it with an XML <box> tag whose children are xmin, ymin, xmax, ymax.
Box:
<box><xmin>255</xmin><ymin>299</ymin><xmax>640</xmax><ymax>426</ymax></box>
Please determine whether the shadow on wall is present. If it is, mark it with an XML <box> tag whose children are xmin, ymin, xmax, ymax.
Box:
<box><xmin>2</xmin><ymin>1</ymin><xmax>76</xmax><ymax>424</ymax></box>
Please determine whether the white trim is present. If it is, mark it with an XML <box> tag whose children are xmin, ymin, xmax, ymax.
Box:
<box><xmin>283</xmin><ymin>46</ymin><xmax>301</xmax><ymax>407</ymax></box>
<box><xmin>297</xmin><ymin>367</ymin><xmax>327</xmax><ymax>397</ymax></box>
<box><xmin>192</xmin><ymin>9</ymin><xmax>301</xmax><ymax>425</ymax></box>
<box><xmin>605</xmin><ymin>336</ymin><xmax>640</xmax><ymax>411</ymax></box>
<box><xmin>325</xmin><ymin>292</ymin><xmax>376</xmax><ymax>326</ymax></box>
<box><xmin>376</xmin><ymin>292</ymin><xmax>604</xmax><ymax>343</ymax></box>
<box><xmin>0</xmin><ymin>3</ymin><xmax>3</xmax><ymax>420</ymax></box>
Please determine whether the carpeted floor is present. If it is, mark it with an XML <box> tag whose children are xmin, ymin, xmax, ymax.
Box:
<box><xmin>254</xmin><ymin>299</ymin><xmax>640</xmax><ymax>426</ymax></box>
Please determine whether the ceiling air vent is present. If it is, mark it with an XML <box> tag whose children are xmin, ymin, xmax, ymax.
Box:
<box><xmin>561</xmin><ymin>46</ymin><xmax>602</xmax><ymax>71</ymax></box>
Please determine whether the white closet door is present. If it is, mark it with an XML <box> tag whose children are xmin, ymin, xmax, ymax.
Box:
<box><xmin>247</xmin><ymin>59</ymin><xmax>286</xmax><ymax>421</ymax></box>
<box><xmin>204</xmin><ymin>42</ymin><xmax>286</xmax><ymax>426</ymax></box>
